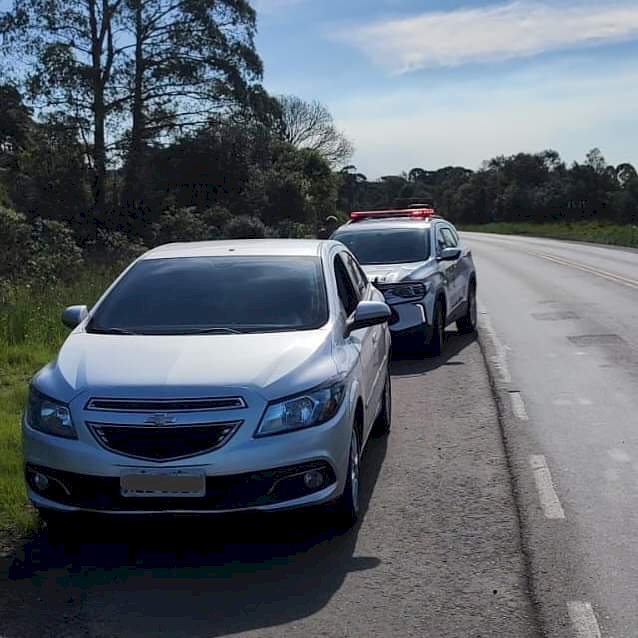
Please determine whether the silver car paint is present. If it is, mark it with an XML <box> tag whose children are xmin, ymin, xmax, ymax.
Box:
<box><xmin>23</xmin><ymin>240</ymin><xmax>391</xmax><ymax>514</ymax></box>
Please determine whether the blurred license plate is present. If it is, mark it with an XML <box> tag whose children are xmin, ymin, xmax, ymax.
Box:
<box><xmin>120</xmin><ymin>470</ymin><xmax>205</xmax><ymax>497</ymax></box>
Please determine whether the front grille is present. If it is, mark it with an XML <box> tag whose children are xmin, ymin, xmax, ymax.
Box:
<box><xmin>88</xmin><ymin>421</ymin><xmax>241</xmax><ymax>461</ymax></box>
<box><xmin>85</xmin><ymin>397</ymin><xmax>246</xmax><ymax>412</ymax></box>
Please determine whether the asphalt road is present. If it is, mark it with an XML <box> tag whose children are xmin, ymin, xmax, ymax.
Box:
<box><xmin>464</xmin><ymin>233</ymin><xmax>638</xmax><ymax>638</ymax></box>
<box><xmin>0</xmin><ymin>334</ymin><xmax>538</xmax><ymax>638</ymax></box>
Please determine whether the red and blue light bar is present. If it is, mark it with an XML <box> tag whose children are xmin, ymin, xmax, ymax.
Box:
<box><xmin>350</xmin><ymin>208</ymin><xmax>436</xmax><ymax>221</ymax></box>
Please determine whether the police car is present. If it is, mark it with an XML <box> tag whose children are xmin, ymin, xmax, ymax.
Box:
<box><xmin>331</xmin><ymin>208</ymin><xmax>477</xmax><ymax>355</ymax></box>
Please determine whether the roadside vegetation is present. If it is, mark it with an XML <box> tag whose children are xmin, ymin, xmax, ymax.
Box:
<box><xmin>458</xmin><ymin>221</ymin><xmax>638</xmax><ymax>249</ymax></box>
<box><xmin>0</xmin><ymin>273</ymin><xmax>115</xmax><ymax>535</ymax></box>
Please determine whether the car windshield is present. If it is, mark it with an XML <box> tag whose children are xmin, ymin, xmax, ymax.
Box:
<box><xmin>87</xmin><ymin>256</ymin><xmax>328</xmax><ymax>335</ymax></box>
<box><xmin>334</xmin><ymin>229</ymin><xmax>430</xmax><ymax>265</ymax></box>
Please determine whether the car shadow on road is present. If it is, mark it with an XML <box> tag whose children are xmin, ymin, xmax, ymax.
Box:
<box><xmin>391</xmin><ymin>330</ymin><xmax>477</xmax><ymax>377</ymax></box>
<box><xmin>3</xmin><ymin>435</ymin><xmax>389</xmax><ymax>637</ymax></box>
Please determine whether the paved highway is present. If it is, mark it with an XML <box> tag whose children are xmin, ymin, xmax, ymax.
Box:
<box><xmin>0</xmin><ymin>333</ymin><xmax>538</xmax><ymax>638</ymax></box>
<box><xmin>4</xmin><ymin>231</ymin><xmax>635</xmax><ymax>638</ymax></box>
<box><xmin>465</xmin><ymin>233</ymin><xmax>638</xmax><ymax>638</ymax></box>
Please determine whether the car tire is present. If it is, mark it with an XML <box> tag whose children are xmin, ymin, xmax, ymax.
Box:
<box><xmin>373</xmin><ymin>371</ymin><xmax>392</xmax><ymax>436</ymax></box>
<box><xmin>332</xmin><ymin>427</ymin><xmax>361</xmax><ymax>529</ymax></box>
<box><xmin>426</xmin><ymin>300</ymin><xmax>445</xmax><ymax>357</ymax></box>
<box><xmin>457</xmin><ymin>281</ymin><xmax>477</xmax><ymax>335</ymax></box>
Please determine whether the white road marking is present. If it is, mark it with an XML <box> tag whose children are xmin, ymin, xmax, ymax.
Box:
<box><xmin>537</xmin><ymin>252</ymin><xmax>638</xmax><ymax>290</ymax></box>
<box><xmin>479</xmin><ymin>311</ymin><xmax>512</xmax><ymax>383</ymax></box>
<box><xmin>607</xmin><ymin>448</ymin><xmax>631</xmax><ymax>463</ymax></box>
<box><xmin>509</xmin><ymin>392</ymin><xmax>529</xmax><ymax>421</ymax></box>
<box><xmin>530</xmin><ymin>455</ymin><xmax>566</xmax><ymax>519</ymax></box>
<box><xmin>578</xmin><ymin>398</ymin><xmax>593</xmax><ymax>406</ymax></box>
<box><xmin>567</xmin><ymin>601</ymin><xmax>602</xmax><ymax>638</ymax></box>
<box><xmin>553</xmin><ymin>398</ymin><xmax>573</xmax><ymax>406</ymax></box>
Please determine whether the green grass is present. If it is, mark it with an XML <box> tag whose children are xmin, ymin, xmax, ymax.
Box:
<box><xmin>458</xmin><ymin>221</ymin><xmax>638</xmax><ymax>249</ymax></box>
<box><xmin>0</xmin><ymin>269</ymin><xmax>116</xmax><ymax>537</ymax></box>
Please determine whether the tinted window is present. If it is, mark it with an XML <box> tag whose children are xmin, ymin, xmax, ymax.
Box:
<box><xmin>343</xmin><ymin>253</ymin><xmax>368</xmax><ymax>297</ymax></box>
<box><xmin>441</xmin><ymin>228</ymin><xmax>458</xmax><ymax>248</ymax></box>
<box><xmin>88</xmin><ymin>257</ymin><xmax>328</xmax><ymax>334</ymax></box>
<box><xmin>334</xmin><ymin>255</ymin><xmax>359</xmax><ymax>316</ymax></box>
<box><xmin>334</xmin><ymin>229</ymin><xmax>430</xmax><ymax>265</ymax></box>
<box><xmin>436</xmin><ymin>227</ymin><xmax>447</xmax><ymax>254</ymax></box>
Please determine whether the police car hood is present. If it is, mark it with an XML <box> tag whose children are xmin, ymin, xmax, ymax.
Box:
<box><xmin>361</xmin><ymin>262</ymin><xmax>425</xmax><ymax>284</ymax></box>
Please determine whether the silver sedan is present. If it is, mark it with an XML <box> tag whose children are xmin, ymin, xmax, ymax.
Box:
<box><xmin>22</xmin><ymin>240</ymin><xmax>392</xmax><ymax>529</ymax></box>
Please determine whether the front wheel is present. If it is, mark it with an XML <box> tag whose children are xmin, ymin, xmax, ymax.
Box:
<box><xmin>373</xmin><ymin>371</ymin><xmax>392</xmax><ymax>436</ymax></box>
<box><xmin>457</xmin><ymin>281</ymin><xmax>477</xmax><ymax>334</ymax></box>
<box><xmin>332</xmin><ymin>428</ymin><xmax>361</xmax><ymax>529</ymax></box>
<box><xmin>426</xmin><ymin>301</ymin><xmax>445</xmax><ymax>357</ymax></box>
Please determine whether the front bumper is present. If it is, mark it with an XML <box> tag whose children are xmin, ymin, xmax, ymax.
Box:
<box><xmin>26</xmin><ymin>461</ymin><xmax>338</xmax><ymax>514</ymax></box>
<box><xmin>22</xmin><ymin>399</ymin><xmax>352</xmax><ymax>515</ymax></box>
<box><xmin>388</xmin><ymin>301</ymin><xmax>429</xmax><ymax>335</ymax></box>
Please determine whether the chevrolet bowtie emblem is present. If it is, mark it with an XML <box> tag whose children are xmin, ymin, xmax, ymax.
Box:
<box><xmin>144</xmin><ymin>413</ymin><xmax>178</xmax><ymax>426</ymax></box>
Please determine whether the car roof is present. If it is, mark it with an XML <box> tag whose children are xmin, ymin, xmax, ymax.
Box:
<box><xmin>333</xmin><ymin>218</ymin><xmax>437</xmax><ymax>232</ymax></box>
<box><xmin>141</xmin><ymin>239</ymin><xmax>334</xmax><ymax>260</ymax></box>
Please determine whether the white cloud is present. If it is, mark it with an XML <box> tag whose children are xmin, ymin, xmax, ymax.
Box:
<box><xmin>338</xmin><ymin>1</ymin><xmax>638</xmax><ymax>73</ymax></box>
<box><xmin>333</xmin><ymin>63</ymin><xmax>638</xmax><ymax>176</ymax></box>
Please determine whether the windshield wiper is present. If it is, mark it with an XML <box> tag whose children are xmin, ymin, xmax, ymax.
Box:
<box><xmin>191</xmin><ymin>327</ymin><xmax>243</xmax><ymax>335</ymax></box>
<box><xmin>87</xmin><ymin>326</ymin><xmax>138</xmax><ymax>335</ymax></box>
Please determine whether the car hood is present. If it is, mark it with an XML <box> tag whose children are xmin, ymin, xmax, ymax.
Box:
<box><xmin>38</xmin><ymin>329</ymin><xmax>337</xmax><ymax>402</ymax></box>
<box><xmin>361</xmin><ymin>262</ymin><xmax>426</xmax><ymax>284</ymax></box>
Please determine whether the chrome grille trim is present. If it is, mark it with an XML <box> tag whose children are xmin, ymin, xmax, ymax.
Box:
<box><xmin>85</xmin><ymin>397</ymin><xmax>246</xmax><ymax>412</ymax></box>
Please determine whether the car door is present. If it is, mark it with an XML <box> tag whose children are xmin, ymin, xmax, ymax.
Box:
<box><xmin>334</xmin><ymin>252</ymin><xmax>376</xmax><ymax>433</ymax></box>
<box><xmin>342</xmin><ymin>252</ymin><xmax>386</xmax><ymax>418</ymax></box>
<box><xmin>447</xmin><ymin>224</ymin><xmax>473</xmax><ymax>306</ymax></box>
<box><xmin>435</xmin><ymin>224</ymin><xmax>460</xmax><ymax>314</ymax></box>
<box><xmin>439</xmin><ymin>226</ymin><xmax>463</xmax><ymax>312</ymax></box>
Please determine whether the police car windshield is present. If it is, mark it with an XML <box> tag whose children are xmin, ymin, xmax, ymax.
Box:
<box><xmin>334</xmin><ymin>228</ymin><xmax>430</xmax><ymax>265</ymax></box>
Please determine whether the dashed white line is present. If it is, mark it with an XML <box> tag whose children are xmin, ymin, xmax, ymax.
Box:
<box><xmin>509</xmin><ymin>392</ymin><xmax>529</xmax><ymax>421</ymax></box>
<box><xmin>529</xmin><ymin>455</ymin><xmax>566</xmax><ymax>519</ymax></box>
<box><xmin>568</xmin><ymin>601</ymin><xmax>602</xmax><ymax>638</ymax></box>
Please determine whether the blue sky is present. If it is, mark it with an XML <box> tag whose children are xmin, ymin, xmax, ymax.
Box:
<box><xmin>254</xmin><ymin>0</ymin><xmax>638</xmax><ymax>177</ymax></box>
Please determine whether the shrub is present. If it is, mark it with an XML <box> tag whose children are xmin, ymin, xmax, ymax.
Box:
<box><xmin>152</xmin><ymin>205</ymin><xmax>234</xmax><ymax>244</ymax></box>
<box><xmin>201</xmin><ymin>206</ymin><xmax>232</xmax><ymax>234</ymax></box>
<box><xmin>152</xmin><ymin>206</ymin><xmax>210</xmax><ymax>244</ymax></box>
<box><xmin>84</xmin><ymin>229</ymin><xmax>147</xmax><ymax>268</ymax></box>
<box><xmin>28</xmin><ymin>218</ymin><xmax>84</xmax><ymax>285</ymax></box>
<box><xmin>223</xmin><ymin>215</ymin><xmax>267</xmax><ymax>239</ymax></box>
<box><xmin>0</xmin><ymin>206</ymin><xmax>83</xmax><ymax>287</ymax></box>
<box><xmin>0</xmin><ymin>206</ymin><xmax>32</xmax><ymax>283</ymax></box>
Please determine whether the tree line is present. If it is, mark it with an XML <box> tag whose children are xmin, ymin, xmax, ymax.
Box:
<box><xmin>340</xmin><ymin>148</ymin><xmax>638</xmax><ymax>226</ymax></box>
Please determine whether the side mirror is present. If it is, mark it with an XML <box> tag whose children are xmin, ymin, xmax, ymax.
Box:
<box><xmin>438</xmin><ymin>247</ymin><xmax>461</xmax><ymax>262</ymax></box>
<box><xmin>345</xmin><ymin>301</ymin><xmax>391</xmax><ymax>337</ymax></box>
<box><xmin>62</xmin><ymin>305</ymin><xmax>89</xmax><ymax>329</ymax></box>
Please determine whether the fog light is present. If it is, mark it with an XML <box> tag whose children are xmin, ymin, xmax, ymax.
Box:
<box><xmin>303</xmin><ymin>470</ymin><xmax>325</xmax><ymax>490</ymax></box>
<box><xmin>33</xmin><ymin>472</ymin><xmax>49</xmax><ymax>492</ymax></box>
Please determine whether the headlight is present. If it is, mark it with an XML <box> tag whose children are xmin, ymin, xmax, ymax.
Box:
<box><xmin>379</xmin><ymin>282</ymin><xmax>427</xmax><ymax>301</ymax></box>
<box><xmin>256</xmin><ymin>381</ymin><xmax>346</xmax><ymax>437</ymax></box>
<box><xmin>25</xmin><ymin>387</ymin><xmax>77</xmax><ymax>439</ymax></box>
